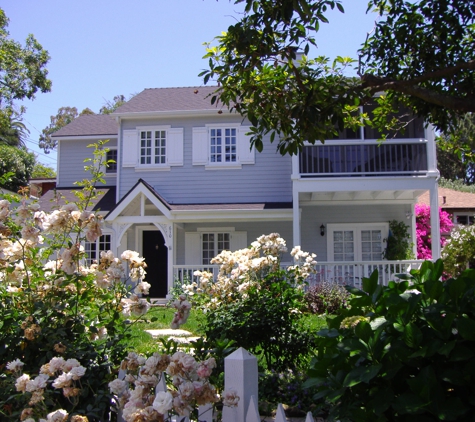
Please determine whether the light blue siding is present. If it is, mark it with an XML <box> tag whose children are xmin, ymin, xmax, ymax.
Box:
<box><xmin>118</xmin><ymin>116</ymin><xmax>292</xmax><ymax>204</ymax></box>
<box><xmin>57</xmin><ymin>138</ymin><xmax>117</xmax><ymax>187</ymax></box>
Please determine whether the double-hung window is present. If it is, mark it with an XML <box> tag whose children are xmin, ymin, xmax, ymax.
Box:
<box><xmin>122</xmin><ymin>126</ymin><xmax>184</xmax><ymax>169</ymax></box>
<box><xmin>85</xmin><ymin>234</ymin><xmax>111</xmax><ymax>265</ymax></box>
<box><xmin>202</xmin><ymin>232</ymin><xmax>231</xmax><ymax>265</ymax></box>
<box><xmin>140</xmin><ymin>129</ymin><xmax>166</xmax><ymax>165</ymax></box>
<box><xmin>210</xmin><ymin>128</ymin><xmax>237</xmax><ymax>163</ymax></box>
<box><xmin>192</xmin><ymin>124</ymin><xmax>255</xmax><ymax>168</ymax></box>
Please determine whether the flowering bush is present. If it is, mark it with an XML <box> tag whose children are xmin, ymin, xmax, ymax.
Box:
<box><xmin>192</xmin><ymin>234</ymin><xmax>318</xmax><ymax>371</ymax></box>
<box><xmin>304</xmin><ymin>281</ymin><xmax>350</xmax><ymax>314</ymax></box>
<box><xmin>415</xmin><ymin>204</ymin><xmax>453</xmax><ymax>259</ymax></box>
<box><xmin>442</xmin><ymin>224</ymin><xmax>475</xmax><ymax>277</ymax></box>
<box><xmin>108</xmin><ymin>350</ymin><xmax>238</xmax><ymax>422</ymax></box>
<box><xmin>0</xmin><ymin>143</ymin><xmax>151</xmax><ymax>421</ymax></box>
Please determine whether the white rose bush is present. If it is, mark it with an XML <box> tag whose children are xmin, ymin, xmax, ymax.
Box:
<box><xmin>192</xmin><ymin>233</ymin><xmax>318</xmax><ymax>371</ymax></box>
<box><xmin>0</xmin><ymin>143</ymin><xmax>151</xmax><ymax>421</ymax></box>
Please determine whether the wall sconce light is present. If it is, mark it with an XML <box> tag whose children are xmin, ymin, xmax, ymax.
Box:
<box><xmin>406</xmin><ymin>212</ymin><xmax>412</xmax><ymax>220</ymax></box>
<box><xmin>320</xmin><ymin>224</ymin><xmax>325</xmax><ymax>236</ymax></box>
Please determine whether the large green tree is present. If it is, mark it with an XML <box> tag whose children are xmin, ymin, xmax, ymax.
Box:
<box><xmin>202</xmin><ymin>0</ymin><xmax>475</xmax><ymax>155</ymax></box>
<box><xmin>0</xmin><ymin>145</ymin><xmax>35</xmax><ymax>192</ymax></box>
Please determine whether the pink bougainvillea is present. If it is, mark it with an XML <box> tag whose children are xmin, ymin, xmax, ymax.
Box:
<box><xmin>415</xmin><ymin>204</ymin><xmax>453</xmax><ymax>259</ymax></box>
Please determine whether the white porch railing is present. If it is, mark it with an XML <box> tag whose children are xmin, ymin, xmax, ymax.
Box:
<box><xmin>173</xmin><ymin>260</ymin><xmax>423</xmax><ymax>289</ymax></box>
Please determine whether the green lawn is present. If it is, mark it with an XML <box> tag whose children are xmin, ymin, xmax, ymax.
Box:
<box><xmin>124</xmin><ymin>305</ymin><xmax>328</xmax><ymax>356</ymax></box>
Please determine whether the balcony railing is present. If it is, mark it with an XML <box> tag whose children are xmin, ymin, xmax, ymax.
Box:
<box><xmin>173</xmin><ymin>260</ymin><xmax>423</xmax><ymax>290</ymax></box>
<box><xmin>299</xmin><ymin>140</ymin><xmax>428</xmax><ymax>177</ymax></box>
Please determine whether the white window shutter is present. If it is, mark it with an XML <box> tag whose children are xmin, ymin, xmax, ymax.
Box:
<box><xmin>185</xmin><ymin>232</ymin><xmax>202</xmax><ymax>264</ymax></box>
<box><xmin>192</xmin><ymin>127</ymin><xmax>208</xmax><ymax>165</ymax></box>
<box><xmin>230</xmin><ymin>231</ymin><xmax>247</xmax><ymax>251</ymax></box>
<box><xmin>122</xmin><ymin>130</ymin><xmax>138</xmax><ymax>167</ymax></box>
<box><xmin>238</xmin><ymin>126</ymin><xmax>255</xmax><ymax>164</ymax></box>
<box><xmin>167</xmin><ymin>128</ymin><xmax>184</xmax><ymax>166</ymax></box>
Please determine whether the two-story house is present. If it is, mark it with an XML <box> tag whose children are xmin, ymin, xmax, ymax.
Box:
<box><xmin>48</xmin><ymin>86</ymin><xmax>441</xmax><ymax>300</ymax></box>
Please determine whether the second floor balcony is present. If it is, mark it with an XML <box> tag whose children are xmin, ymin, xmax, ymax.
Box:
<box><xmin>297</xmin><ymin>139</ymin><xmax>430</xmax><ymax>178</ymax></box>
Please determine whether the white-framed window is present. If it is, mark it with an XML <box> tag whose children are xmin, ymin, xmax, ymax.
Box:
<box><xmin>201</xmin><ymin>232</ymin><xmax>231</xmax><ymax>264</ymax></box>
<box><xmin>185</xmin><ymin>229</ymin><xmax>247</xmax><ymax>265</ymax></box>
<box><xmin>122</xmin><ymin>126</ymin><xmax>183</xmax><ymax>169</ymax></box>
<box><xmin>454</xmin><ymin>213</ymin><xmax>475</xmax><ymax>225</ymax></box>
<box><xmin>85</xmin><ymin>234</ymin><xmax>112</xmax><ymax>265</ymax></box>
<box><xmin>192</xmin><ymin>124</ymin><xmax>255</xmax><ymax>169</ymax></box>
<box><xmin>327</xmin><ymin>223</ymin><xmax>388</xmax><ymax>262</ymax></box>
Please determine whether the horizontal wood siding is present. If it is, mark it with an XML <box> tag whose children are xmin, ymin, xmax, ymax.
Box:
<box><xmin>119</xmin><ymin>116</ymin><xmax>292</xmax><ymax>203</ymax></box>
<box><xmin>175</xmin><ymin>221</ymin><xmax>293</xmax><ymax>265</ymax></box>
<box><xmin>58</xmin><ymin>138</ymin><xmax>117</xmax><ymax>187</ymax></box>
<box><xmin>300</xmin><ymin>203</ymin><xmax>410</xmax><ymax>260</ymax></box>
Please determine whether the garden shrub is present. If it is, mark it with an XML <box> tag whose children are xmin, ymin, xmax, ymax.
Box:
<box><xmin>192</xmin><ymin>234</ymin><xmax>317</xmax><ymax>371</ymax></box>
<box><xmin>304</xmin><ymin>281</ymin><xmax>350</xmax><ymax>314</ymax></box>
<box><xmin>442</xmin><ymin>224</ymin><xmax>475</xmax><ymax>277</ymax></box>
<box><xmin>383</xmin><ymin>220</ymin><xmax>414</xmax><ymax>260</ymax></box>
<box><xmin>0</xmin><ymin>143</ymin><xmax>151</xmax><ymax>421</ymax></box>
<box><xmin>306</xmin><ymin>260</ymin><xmax>475</xmax><ymax>421</ymax></box>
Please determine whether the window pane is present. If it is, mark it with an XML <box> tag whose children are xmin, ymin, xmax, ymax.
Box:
<box><xmin>106</xmin><ymin>149</ymin><xmax>117</xmax><ymax>173</ymax></box>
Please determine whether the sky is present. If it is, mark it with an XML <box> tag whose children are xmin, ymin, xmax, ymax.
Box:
<box><xmin>3</xmin><ymin>0</ymin><xmax>377</xmax><ymax>169</ymax></box>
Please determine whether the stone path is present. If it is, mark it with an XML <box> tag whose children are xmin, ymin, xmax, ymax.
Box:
<box><xmin>145</xmin><ymin>328</ymin><xmax>199</xmax><ymax>344</ymax></box>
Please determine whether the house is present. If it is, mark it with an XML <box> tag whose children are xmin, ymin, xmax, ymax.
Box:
<box><xmin>49</xmin><ymin>86</ymin><xmax>441</xmax><ymax>300</ymax></box>
<box><xmin>29</xmin><ymin>177</ymin><xmax>56</xmax><ymax>198</ymax></box>
<box><xmin>418</xmin><ymin>187</ymin><xmax>475</xmax><ymax>226</ymax></box>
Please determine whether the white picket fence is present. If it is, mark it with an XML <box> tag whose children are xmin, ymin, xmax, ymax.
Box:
<box><xmin>118</xmin><ymin>347</ymin><xmax>316</xmax><ymax>422</ymax></box>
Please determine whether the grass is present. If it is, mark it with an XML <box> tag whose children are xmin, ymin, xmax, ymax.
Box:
<box><xmin>124</xmin><ymin>306</ymin><xmax>205</xmax><ymax>355</ymax></box>
<box><xmin>124</xmin><ymin>305</ymin><xmax>329</xmax><ymax>356</ymax></box>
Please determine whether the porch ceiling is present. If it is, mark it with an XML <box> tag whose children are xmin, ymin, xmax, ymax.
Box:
<box><xmin>300</xmin><ymin>189</ymin><xmax>427</xmax><ymax>203</ymax></box>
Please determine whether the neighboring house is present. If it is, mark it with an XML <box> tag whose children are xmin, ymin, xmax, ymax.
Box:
<box><xmin>29</xmin><ymin>177</ymin><xmax>56</xmax><ymax>198</ymax></box>
<box><xmin>418</xmin><ymin>187</ymin><xmax>475</xmax><ymax>226</ymax></box>
<box><xmin>49</xmin><ymin>86</ymin><xmax>440</xmax><ymax>301</ymax></box>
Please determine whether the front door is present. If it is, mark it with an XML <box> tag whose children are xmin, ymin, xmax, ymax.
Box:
<box><xmin>142</xmin><ymin>230</ymin><xmax>168</xmax><ymax>298</ymax></box>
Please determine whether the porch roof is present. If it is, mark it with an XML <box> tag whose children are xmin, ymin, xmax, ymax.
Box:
<box><xmin>37</xmin><ymin>186</ymin><xmax>116</xmax><ymax>213</ymax></box>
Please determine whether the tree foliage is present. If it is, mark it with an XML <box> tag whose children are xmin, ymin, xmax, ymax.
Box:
<box><xmin>437</xmin><ymin>113</ymin><xmax>475</xmax><ymax>184</ymax></box>
<box><xmin>0</xmin><ymin>8</ymin><xmax>51</xmax><ymax>107</ymax></box>
<box><xmin>31</xmin><ymin>162</ymin><xmax>56</xmax><ymax>178</ymax></box>
<box><xmin>202</xmin><ymin>0</ymin><xmax>475</xmax><ymax>155</ymax></box>
<box><xmin>0</xmin><ymin>145</ymin><xmax>35</xmax><ymax>192</ymax></box>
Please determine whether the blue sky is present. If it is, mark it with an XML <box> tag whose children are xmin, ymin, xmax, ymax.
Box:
<box><xmin>3</xmin><ymin>1</ymin><xmax>377</xmax><ymax>168</ymax></box>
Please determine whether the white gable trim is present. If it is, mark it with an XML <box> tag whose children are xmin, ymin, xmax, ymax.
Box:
<box><xmin>105</xmin><ymin>182</ymin><xmax>172</xmax><ymax>221</ymax></box>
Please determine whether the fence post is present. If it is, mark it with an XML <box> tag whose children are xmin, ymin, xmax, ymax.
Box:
<box><xmin>222</xmin><ymin>347</ymin><xmax>258</xmax><ymax>422</ymax></box>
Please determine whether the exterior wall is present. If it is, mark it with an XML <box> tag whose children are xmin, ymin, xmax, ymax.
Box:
<box><xmin>119</xmin><ymin>115</ymin><xmax>292</xmax><ymax>204</ymax></box>
<box><xmin>57</xmin><ymin>138</ymin><xmax>118</xmax><ymax>187</ymax></box>
<box><xmin>300</xmin><ymin>203</ymin><xmax>411</xmax><ymax>260</ymax></box>
<box><xmin>175</xmin><ymin>220</ymin><xmax>293</xmax><ymax>264</ymax></box>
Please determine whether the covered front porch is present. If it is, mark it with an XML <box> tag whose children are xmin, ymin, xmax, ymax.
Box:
<box><xmin>174</xmin><ymin>259</ymin><xmax>423</xmax><ymax>289</ymax></box>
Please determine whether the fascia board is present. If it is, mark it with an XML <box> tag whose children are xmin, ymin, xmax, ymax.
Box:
<box><xmin>52</xmin><ymin>135</ymin><xmax>118</xmax><ymax>141</ymax></box>
<box><xmin>170</xmin><ymin>209</ymin><xmax>293</xmax><ymax>222</ymax></box>
<box><xmin>112</xmin><ymin>109</ymin><xmax>231</xmax><ymax>119</ymax></box>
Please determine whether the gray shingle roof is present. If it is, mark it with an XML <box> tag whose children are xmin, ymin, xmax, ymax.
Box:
<box><xmin>52</xmin><ymin>114</ymin><xmax>118</xmax><ymax>137</ymax></box>
<box><xmin>113</xmin><ymin>86</ymin><xmax>220</xmax><ymax>114</ymax></box>
<box><xmin>38</xmin><ymin>187</ymin><xmax>116</xmax><ymax>213</ymax></box>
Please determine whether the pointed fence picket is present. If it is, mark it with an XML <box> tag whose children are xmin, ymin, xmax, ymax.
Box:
<box><xmin>117</xmin><ymin>347</ymin><xmax>316</xmax><ymax>422</ymax></box>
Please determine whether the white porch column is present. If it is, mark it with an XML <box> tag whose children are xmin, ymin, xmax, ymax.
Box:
<box><xmin>292</xmin><ymin>188</ymin><xmax>301</xmax><ymax>248</ymax></box>
<box><xmin>430</xmin><ymin>183</ymin><xmax>441</xmax><ymax>259</ymax></box>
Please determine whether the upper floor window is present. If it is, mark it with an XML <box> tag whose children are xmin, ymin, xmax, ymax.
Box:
<box><xmin>140</xmin><ymin>130</ymin><xmax>166</xmax><ymax>165</ymax></box>
<box><xmin>192</xmin><ymin>124</ymin><xmax>254</xmax><ymax>169</ymax></box>
<box><xmin>106</xmin><ymin>149</ymin><xmax>117</xmax><ymax>174</ymax></box>
<box><xmin>85</xmin><ymin>234</ymin><xmax>111</xmax><ymax>266</ymax></box>
<box><xmin>210</xmin><ymin>128</ymin><xmax>237</xmax><ymax>163</ymax></box>
<box><xmin>122</xmin><ymin>126</ymin><xmax>184</xmax><ymax>170</ymax></box>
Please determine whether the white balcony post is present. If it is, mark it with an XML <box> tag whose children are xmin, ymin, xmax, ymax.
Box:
<box><xmin>222</xmin><ymin>347</ymin><xmax>258</xmax><ymax>422</ymax></box>
<box><xmin>430</xmin><ymin>183</ymin><xmax>441</xmax><ymax>259</ymax></box>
